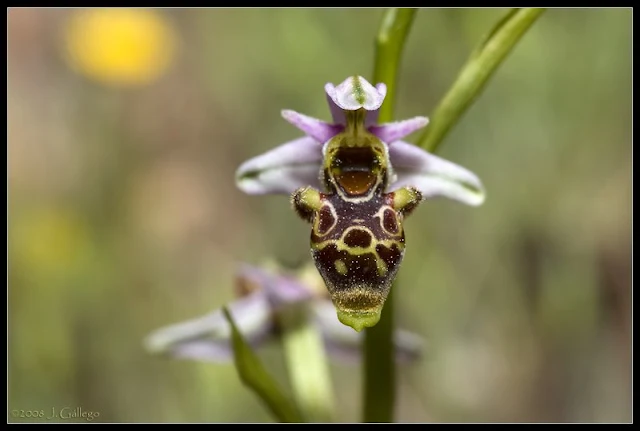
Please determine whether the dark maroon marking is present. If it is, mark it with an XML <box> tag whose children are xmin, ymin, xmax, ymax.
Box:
<box><xmin>313</xmin><ymin>244</ymin><xmax>386</xmax><ymax>293</ymax></box>
<box><xmin>317</xmin><ymin>206</ymin><xmax>335</xmax><ymax>235</ymax></box>
<box><xmin>312</xmin><ymin>242</ymin><xmax>405</xmax><ymax>312</ymax></box>
<box><xmin>383</xmin><ymin>208</ymin><xmax>399</xmax><ymax>234</ymax></box>
<box><xmin>343</xmin><ymin>229</ymin><xmax>372</xmax><ymax>248</ymax></box>
<box><xmin>375</xmin><ymin>243</ymin><xmax>404</xmax><ymax>271</ymax></box>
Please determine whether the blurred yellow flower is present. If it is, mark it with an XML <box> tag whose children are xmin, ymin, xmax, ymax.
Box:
<box><xmin>11</xmin><ymin>207</ymin><xmax>91</xmax><ymax>274</ymax></box>
<box><xmin>63</xmin><ymin>8</ymin><xmax>177</xmax><ymax>87</ymax></box>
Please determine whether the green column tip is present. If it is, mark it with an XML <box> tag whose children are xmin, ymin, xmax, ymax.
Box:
<box><xmin>337</xmin><ymin>309</ymin><xmax>382</xmax><ymax>332</ymax></box>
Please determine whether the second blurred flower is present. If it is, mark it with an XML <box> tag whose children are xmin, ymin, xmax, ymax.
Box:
<box><xmin>145</xmin><ymin>263</ymin><xmax>424</xmax><ymax>364</ymax></box>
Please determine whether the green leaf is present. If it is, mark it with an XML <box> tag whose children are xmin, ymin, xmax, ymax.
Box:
<box><xmin>365</xmin><ymin>8</ymin><xmax>418</xmax><ymax>424</ymax></box>
<box><xmin>222</xmin><ymin>307</ymin><xmax>304</xmax><ymax>423</ymax></box>
<box><xmin>417</xmin><ymin>8</ymin><xmax>547</xmax><ymax>152</ymax></box>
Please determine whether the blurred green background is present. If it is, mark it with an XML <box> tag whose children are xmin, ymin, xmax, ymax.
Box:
<box><xmin>8</xmin><ymin>8</ymin><xmax>631</xmax><ymax>423</ymax></box>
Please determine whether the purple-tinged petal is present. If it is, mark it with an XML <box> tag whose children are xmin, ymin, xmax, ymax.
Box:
<box><xmin>169</xmin><ymin>332</ymin><xmax>273</xmax><ymax>363</ymax></box>
<box><xmin>235</xmin><ymin>137</ymin><xmax>323</xmax><ymax>195</ymax></box>
<box><xmin>144</xmin><ymin>291</ymin><xmax>273</xmax><ymax>363</ymax></box>
<box><xmin>325</xmin><ymin>76</ymin><xmax>386</xmax><ymax>125</ymax></box>
<box><xmin>238</xmin><ymin>264</ymin><xmax>314</xmax><ymax>309</ymax></box>
<box><xmin>369</xmin><ymin>116</ymin><xmax>429</xmax><ymax>143</ymax></box>
<box><xmin>311</xmin><ymin>301</ymin><xmax>424</xmax><ymax>364</ymax></box>
<box><xmin>388</xmin><ymin>140</ymin><xmax>486</xmax><ymax>206</ymax></box>
<box><xmin>325</xmin><ymin>92</ymin><xmax>346</xmax><ymax>125</ymax></box>
<box><xmin>375</xmin><ymin>83</ymin><xmax>388</xmax><ymax>99</ymax></box>
<box><xmin>281</xmin><ymin>110</ymin><xmax>343</xmax><ymax>143</ymax></box>
<box><xmin>170</xmin><ymin>340</ymin><xmax>235</xmax><ymax>362</ymax></box>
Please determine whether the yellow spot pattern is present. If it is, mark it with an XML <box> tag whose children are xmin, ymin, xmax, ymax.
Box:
<box><xmin>312</xmin><ymin>225</ymin><xmax>403</xmax><ymax>278</ymax></box>
<box><xmin>334</xmin><ymin>259</ymin><xmax>348</xmax><ymax>276</ymax></box>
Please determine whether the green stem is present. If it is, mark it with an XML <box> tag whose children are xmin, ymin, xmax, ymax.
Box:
<box><xmin>364</xmin><ymin>8</ymin><xmax>417</xmax><ymax>424</ymax></box>
<box><xmin>417</xmin><ymin>8</ymin><xmax>546</xmax><ymax>152</ymax></box>
<box><xmin>280</xmin><ymin>305</ymin><xmax>335</xmax><ymax>423</ymax></box>
<box><xmin>373</xmin><ymin>8</ymin><xmax>418</xmax><ymax>124</ymax></box>
<box><xmin>363</xmin><ymin>288</ymin><xmax>396</xmax><ymax>423</ymax></box>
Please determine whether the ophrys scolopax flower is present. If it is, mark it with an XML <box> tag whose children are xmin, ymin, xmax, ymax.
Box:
<box><xmin>236</xmin><ymin>76</ymin><xmax>485</xmax><ymax>332</ymax></box>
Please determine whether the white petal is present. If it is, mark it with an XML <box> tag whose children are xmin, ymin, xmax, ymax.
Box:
<box><xmin>387</xmin><ymin>140</ymin><xmax>486</xmax><ymax>206</ymax></box>
<box><xmin>144</xmin><ymin>291</ymin><xmax>273</xmax><ymax>361</ymax></box>
<box><xmin>325</xmin><ymin>76</ymin><xmax>385</xmax><ymax>111</ymax></box>
<box><xmin>236</xmin><ymin>137</ymin><xmax>323</xmax><ymax>195</ymax></box>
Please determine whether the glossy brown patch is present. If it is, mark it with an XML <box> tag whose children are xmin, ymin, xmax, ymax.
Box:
<box><xmin>317</xmin><ymin>205</ymin><xmax>336</xmax><ymax>235</ymax></box>
<box><xmin>383</xmin><ymin>208</ymin><xmax>399</xmax><ymax>234</ymax></box>
<box><xmin>331</xmin><ymin>147</ymin><xmax>380</xmax><ymax>196</ymax></box>
<box><xmin>343</xmin><ymin>229</ymin><xmax>372</xmax><ymax>248</ymax></box>
<box><xmin>335</xmin><ymin>172</ymin><xmax>377</xmax><ymax>195</ymax></box>
<box><xmin>333</xmin><ymin>146</ymin><xmax>377</xmax><ymax>170</ymax></box>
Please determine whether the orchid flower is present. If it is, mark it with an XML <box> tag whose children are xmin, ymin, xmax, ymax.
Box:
<box><xmin>235</xmin><ymin>76</ymin><xmax>485</xmax><ymax>332</ymax></box>
<box><xmin>144</xmin><ymin>264</ymin><xmax>423</xmax><ymax>364</ymax></box>
<box><xmin>235</xmin><ymin>76</ymin><xmax>485</xmax><ymax>206</ymax></box>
